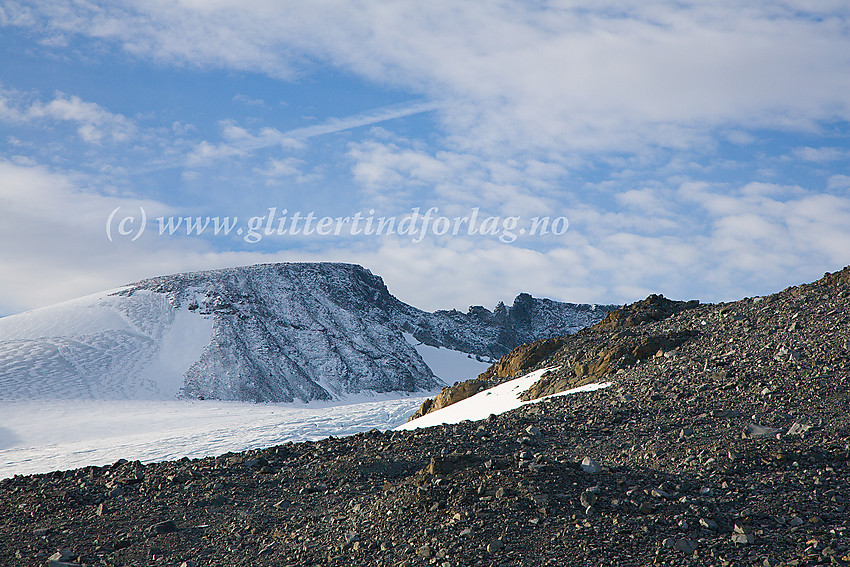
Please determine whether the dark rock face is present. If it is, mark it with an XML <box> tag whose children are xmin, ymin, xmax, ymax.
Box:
<box><xmin>123</xmin><ymin>263</ymin><xmax>615</xmax><ymax>402</ymax></box>
<box><xmin>122</xmin><ymin>263</ymin><xmax>435</xmax><ymax>402</ymax></box>
<box><xmin>2</xmin><ymin>267</ymin><xmax>850</xmax><ymax>566</ymax></box>
<box><xmin>404</xmin><ymin>291</ymin><xmax>616</xmax><ymax>360</ymax></box>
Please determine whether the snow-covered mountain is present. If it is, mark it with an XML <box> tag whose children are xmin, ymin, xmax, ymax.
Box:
<box><xmin>0</xmin><ymin>263</ymin><xmax>615</xmax><ymax>402</ymax></box>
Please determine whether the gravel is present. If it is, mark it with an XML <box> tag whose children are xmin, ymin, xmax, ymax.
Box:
<box><xmin>2</xmin><ymin>267</ymin><xmax>850</xmax><ymax>566</ymax></box>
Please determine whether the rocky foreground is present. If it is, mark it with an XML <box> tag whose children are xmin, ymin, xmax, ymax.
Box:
<box><xmin>2</xmin><ymin>269</ymin><xmax>850</xmax><ymax>567</ymax></box>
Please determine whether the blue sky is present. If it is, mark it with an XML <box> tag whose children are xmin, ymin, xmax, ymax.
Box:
<box><xmin>1</xmin><ymin>1</ymin><xmax>849</xmax><ymax>315</ymax></box>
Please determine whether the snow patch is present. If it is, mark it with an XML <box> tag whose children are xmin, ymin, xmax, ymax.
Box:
<box><xmin>138</xmin><ymin>308</ymin><xmax>213</xmax><ymax>398</ymax></box>
<box><xmin>403</xmin><ymin>332</ymin><xmax>491</xmax><ymax>384</ymax></box>
<box><xmin>396</xmin><ymin>367</ymin><xmax>611</xmax><ymax>430</ymax></box>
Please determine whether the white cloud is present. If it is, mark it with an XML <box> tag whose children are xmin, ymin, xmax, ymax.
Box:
<box><xmin>0</xmin><ymin>88</ymin><xmax>136</xmax><ymax>143</ymax></box>
<box><xmin>1</xmin><ymin>1</ymin><xmax>849</xmax><ymax>317</ymax></box>
<box><xmin>253</xmin><ymin>157</ymin><xmax>319</xmax><ymax>185</ymax></box>
<box><xmin>233</xmin><ymin>93</ymin><xmax>265</xmax><ymax>107</ymax></box>
<box><xmin>792</xmin><ymin>146</ymin><xmax>849</xmax><ymax>162</ymax></box>
<box><xmin>184</xmin><ymin>101</ymin><xmax>437</xmax><ymax>170</ymax></box>
<box><xmin>186</xmin><ymin>140</ymin><xmax>246</xmax><ymax>166</ymax></box>
<box><xmin>827</xmin><ymin>174</ymin><xmax>850</xmax><ymax>190</ymax></box>
<box><xmin>2</xmin><ymin>156</ymin><xmax>848</xmax><ymax>317</ymax></box>
<box><xmin>257</xmin><ymin>157</ymin><xmax>303</xmax><ymax>178</ymax></box>
<box><xmin>347</xmin><ymin>138</ymin><xmax>558</xmax><ymax>215</ymax></box>
<box><xmin>5</xmin><ymin>1</ymin><xmax>849</xmax><ymax>154</ymax></box>
<box><xmin>0</xmin><ymin>160</ymin><xmax>176</xmax><ymax>312</ymax></box>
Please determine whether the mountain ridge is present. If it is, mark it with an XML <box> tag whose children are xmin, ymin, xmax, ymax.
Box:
<box><xmin>0</xmin><ymin>262</ymin><xmax>616</xmax><ymax>403</ymax></box>
<box><xmin>1</xmin><ymin>266</ymin><xmax>848</xmax><ymax>566</ymax></box>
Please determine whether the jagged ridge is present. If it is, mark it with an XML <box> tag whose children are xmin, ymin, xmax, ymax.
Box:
<box><xmin>0</xmin><ymin>262</ymin><xmax>615</xmax><ymax>403</ymax></box>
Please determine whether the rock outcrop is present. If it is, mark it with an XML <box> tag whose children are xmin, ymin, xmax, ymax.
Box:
<box><xmin>411</xmin><ymin>295</ymin><xmax>697</xmax><ymax>418</ymax></box>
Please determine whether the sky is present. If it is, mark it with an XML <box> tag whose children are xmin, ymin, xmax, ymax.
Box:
<box><xmin>1</xmin><ymin>1</ymin><xmax>849</xmax><ymax>315</ymax></box>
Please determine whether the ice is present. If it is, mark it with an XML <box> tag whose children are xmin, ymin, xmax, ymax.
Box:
<box><xmin>0</xmin><ymin>393</ymin><xmax>431</xmax><ymax>479</ymax></box>
<box><xmin>0</xmin><ymin>363</ymin><xmax>610</xmax><ymax>479</ymax></box>
<box><xmin>0</xmin><ymin>263</ymin><xmax>613</xmax><ymax>478</ymax></box>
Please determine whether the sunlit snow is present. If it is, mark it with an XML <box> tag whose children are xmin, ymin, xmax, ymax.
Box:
<box><xmin>397</xmin><ymin>367</ymin><xmax>611</xmax><ymax>430</ymax></box>
<box><xmin>0</xmin><ymin>329</ymin><xmax>496</xmax><ymax>479</ymax></box>
<box><xmin>0</xmin><ymin>288</ymin><xmax>212</xmax><ymax>400</ymax></box>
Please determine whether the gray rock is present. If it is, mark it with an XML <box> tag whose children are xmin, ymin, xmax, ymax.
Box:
<box><xmin>580</xmin><ymin>490</ymin><xmax>596</xmax><ymax>508</ymax></box>
<box><xmin>787</xmin><ymin>422</ymin><xmax>811</xmax><ymax>436</ymax></box>
<box><xmin>731</xmin><ymin>533</ymin><xmax>754</xmax><ymax>545</ymax></box>
<box><xmin>531</xmin><ymin>493</ymin><xmax>550</xmax><ymax>506</ymax></box>
<box><xmin>743</xmin><ymin>423</ymin><xmax>782</xmax><ymax>438</ymax></box>
<box><xmin>487</xmin><ymin>539</ymin><xmax>505</xmax><ymax>552</ymax></box>
<box><xmin>650</xmin><ymin>488</ymin><xmax>671</xmax><ymax>499</ymax></box>
<box><xmin>48</xmin><ymin>551</ymin><xmax>73</xmax><ymax>562</ymax></box>
<box><xmin>674</xmin><ymin>538</ymin><xmax>698</xmax><ymax>554</ymax></box>
<box><xmin>148</xmin><ymin>520</ymin><xmax>177</xmax><ymax>535</ymax></box>
<box><xmin>580</xmin><ymin>457</ymin><xmax>601</xmax><ymax>474</ymax></box>
<box><xmin>48</xmin><ymin>550</ymin><xmax>78</xmax><ymax>567</ymax></box>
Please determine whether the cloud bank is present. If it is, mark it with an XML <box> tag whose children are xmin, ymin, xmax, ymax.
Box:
<box><xmin>0</xmin><ymin>1</ymin><xmax>848</xmax><ymax>313</ymax></box>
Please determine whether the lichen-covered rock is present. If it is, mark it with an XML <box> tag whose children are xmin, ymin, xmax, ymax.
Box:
<box><xmin>589</xmin><ymin>294</ymin><xmax>699</xmax><ymax>332</ymax></box>
<box><xmin>408</xmin><ymin>379</ymin><xmax>487</xmax><ymax>421</ymax></box>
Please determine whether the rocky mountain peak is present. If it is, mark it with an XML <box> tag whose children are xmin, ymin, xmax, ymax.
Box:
<box><xmin>0</xmin><ymin>262</ymin><xmax>615</xmax><ymax>403</ymax></box>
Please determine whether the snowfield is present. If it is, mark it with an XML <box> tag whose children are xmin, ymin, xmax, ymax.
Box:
<box><xmin>0</xmin><ymin>288</ymin><xmax>212</xmax><ymax>400</ymax></box>
<box><xmin>0</xmin><ymin>335</ymin><xmax>493</xmax><ymax>479</ymax></box>
<box><xmin>0</xmin><ymin>265</ymin><xmax>607</xmax><ymax>479</ymax></box>
<box><xmin>0</xmin><ymin>363</ymin><xmax>609</xmax><ymax>479</ymax></box>
<box><xmin>0</xmin><ymin>394</ymin><xmax>431</xmax><ymax>479</ymax></box>
<box><xmin>403</xmin><ymin>332</ymin><xmax>491</xmax><ymax>384</ymax></box>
